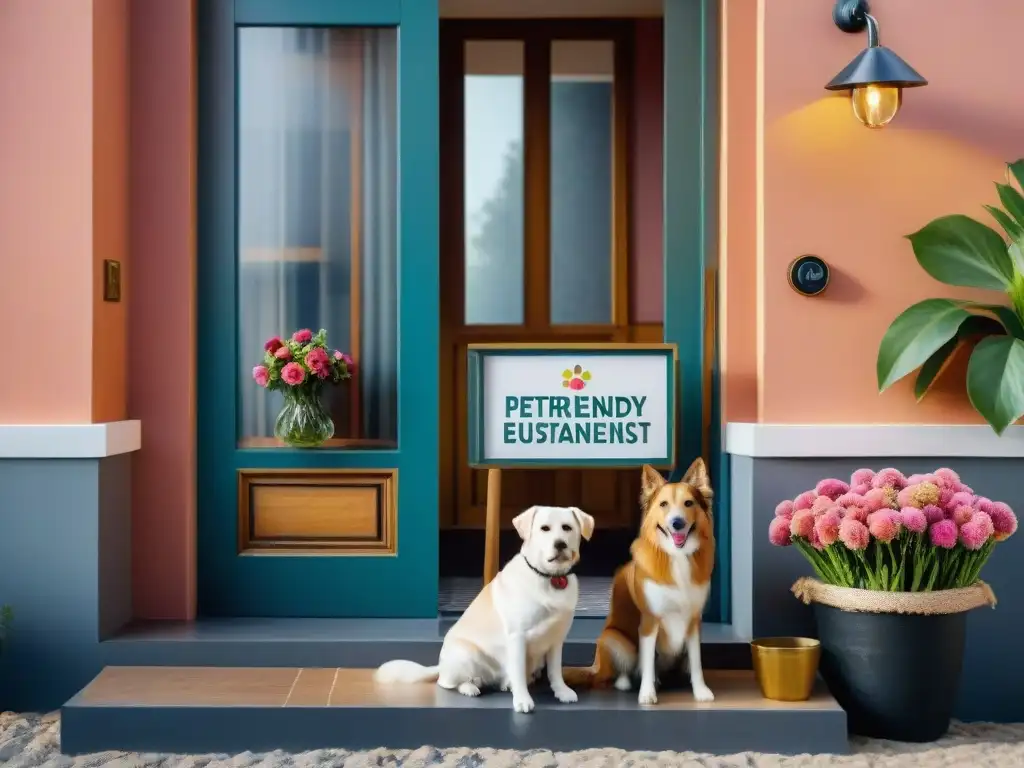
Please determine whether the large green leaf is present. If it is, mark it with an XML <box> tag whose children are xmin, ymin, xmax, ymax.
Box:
<box><xmin>914</xmin><ymin>314</ymin><xmax>1006</xmax><ymax>400</ymax></box>
<box><xmin>914</xmin><ymin>337</ymin><xmax>958</xmax><ymax>401</ymax></box>
<box><xmin>1009</xmin><ymin>159</ymin><xmax>1024</xmax><ymax>191</ymax></box>
<box><xmin>906</xmin><ymin>215</ymin><xmax>1015</xmax><ymax>290</ymax></box>
<box><xmin>996</xmin><ymin>183</ymin><xmax>1024</xmax><ymax>230</ymax></box>
<box><xmin>967</xmin><ymin>336</ymin><xmax>1024</xmax><ymax>434</ymax></box>
<box><xmin>1011</xmin><ymin>242</ymin><xmax>1024</xmax><ymax>277</ymax></box>
<box><xmin>984</xmin><ymin>204</ymin><xmax>1024</xmax><ymax>240</ymax></box>
<box><xmin>878</xmin><ymin>299</ymin><xmax>974</xmax><ymax>391</ymax></box>
<box><xmin>966</xmin><ymin>302</ymin><xmax>1024</xmax><ymax>339</ymax></box>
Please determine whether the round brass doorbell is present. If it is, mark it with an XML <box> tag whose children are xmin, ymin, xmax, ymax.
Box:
<box><xmin>788</xmin><ymin>255</ymin><xmax>830</xmax><ymax>297</ymax></box>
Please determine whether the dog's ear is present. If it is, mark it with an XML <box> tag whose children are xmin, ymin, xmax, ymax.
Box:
<box><xmin>570</xmin><ymin>507</ymin><xmax>595</xmax><ymax>541</ymax></box>
<box><xmin>641</xmin><ymin>464</ymin><xmax>666</xmax><ymax>500</ymax></box>
<box><xmin>512</xmin><ymin>506</ymin><xmax>539</xmax><ymax>542</ymax></box>
<box><xmin>682</xmin><ymin>457</ymin><xmax>714</xmax><ymax>500</ymax></box>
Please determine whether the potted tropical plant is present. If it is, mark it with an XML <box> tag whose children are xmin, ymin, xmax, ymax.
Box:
<box><xmin>769</xmin><ymin>468</ymin><xmax>1017</xmax><ymax>742</ymax></box>
<box><xmin>877</xmin><ymin>159</ymin><xmax>1024</xmax><ymax>434</ymax></box>
<box><xmin>252</xmin><ymin>328</ymin><xmax>354</xmax><ymax>448</ymax></box>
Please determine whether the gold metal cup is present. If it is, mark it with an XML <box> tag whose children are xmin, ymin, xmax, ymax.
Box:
<box><xmin>751</xmin><ymin>637</ymin><xmax>821</xmax><ymax>702</ymax></box>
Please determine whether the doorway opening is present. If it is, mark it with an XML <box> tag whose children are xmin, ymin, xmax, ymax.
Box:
<box><xmin>437</xmin><ymin>16</ymin><xmax>667</xmax><ymax>617</ymax></box>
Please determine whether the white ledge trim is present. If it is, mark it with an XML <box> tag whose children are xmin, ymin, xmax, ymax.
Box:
<box><xmin>725</xmin><ymin>422</ymin><xmax>1024</xmax><ymax>458</ymax></box>
<box><xmin>0</xmin><ymin>421</ymin><xmax>141</xmax><ymax>458</ymax></box>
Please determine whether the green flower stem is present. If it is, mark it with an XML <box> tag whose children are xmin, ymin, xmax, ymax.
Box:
<box><xmin>924</xmin><ymin>554</ymin><xmax>940</xmax><ymax>590</ymax></box>
<box><xmin>823</xmin><ymin>545</ymin><xmax>853</xmax><ymax>587</ymax></box>
<box><xmin>850</xmin><ymin>549</ymin><xmax>877</xmax><ymax>590</ymax></box>
<box><xmin>885</xmin><ymin>541</ymin><xmax>903</xmax><ymax>591</ymax></box>
<box><xmin>960</xmin><ymin>539</ymin><xmax>995</xmax><ymax>587</ymax></box>
<box><xmin>939</xmin><ymin>547</ymin><xmax>963</xmax><ymax>589</ymax></box>
<box><xmin>794</xmin><ymin>539</ymin><xmax>839</xmax><ymax>584</ymax></box>
<box><xmin>788</xmin><ymin>526</ymin><xmax>999</xmax><ymax>591</ymax></box>
<box><xmin>910</xmin><ymin>534</ymin><xmax>927</xmax><ymax>591</ymax></box>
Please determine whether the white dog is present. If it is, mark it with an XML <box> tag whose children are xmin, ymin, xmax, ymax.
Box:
<box><xmin>375</xmin><ymin>505</ymin><xmax>595</xmax><ymax>713</ymax></box>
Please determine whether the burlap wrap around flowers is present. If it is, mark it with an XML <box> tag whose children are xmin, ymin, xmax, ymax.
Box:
<box><xmin>791</xmin><ymin>577</ymin><xmax>998</xmax><ymax>615</ymax></box>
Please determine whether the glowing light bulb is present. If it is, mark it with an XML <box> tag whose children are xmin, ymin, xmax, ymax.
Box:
<box><xmin>850</xmin><ymin>84</ymin><xmax>902</xmax><ymax>128</ymax></box>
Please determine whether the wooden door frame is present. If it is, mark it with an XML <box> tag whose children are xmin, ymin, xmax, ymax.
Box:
<box><xmin>436</xmin><ymin>2</ymin><xmax>727</xmax><ymax>623</ymax></box>
<box><xmin>439</xmin><ymin>19</ymin><xmax>636</xmax><ymax>530</ymax></box>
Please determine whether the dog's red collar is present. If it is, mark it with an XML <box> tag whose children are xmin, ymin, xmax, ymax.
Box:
<box><xmin>522</xmin><ymin>557</ymin><xmax>572</xmax><ymax>590</ymax></box>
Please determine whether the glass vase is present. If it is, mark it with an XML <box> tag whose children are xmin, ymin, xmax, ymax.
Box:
<box><xmin>274</xmin><ymin>385</ymin><xmax>335</xmax><ymax>448</ymax></box>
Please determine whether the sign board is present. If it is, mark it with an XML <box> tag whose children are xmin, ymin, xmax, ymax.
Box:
<box><xmin>467</xmin><ymin>343</ymin><xmax>677</xmax><ymax>468</ymax></box>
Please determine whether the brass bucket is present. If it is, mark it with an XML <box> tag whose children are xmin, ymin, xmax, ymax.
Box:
<box><xmin>751</xmin><ymin>637</ymin><xmax>821</xmax><ymax>702</ymax></box>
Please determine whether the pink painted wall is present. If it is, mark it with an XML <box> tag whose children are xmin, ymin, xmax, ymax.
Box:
<box><xmin>0</xmin><ymin>1</ymin><xmax>109</xmax><ymax>423</ymax></box>
<box><xmin>630</xmin><ymin>19</ymin><xmax>664</xmax><ymax>325</ymax></box>
<box><xmin>721</xmin><ymin>0</ymin><xmax>1024</xmax><ymax>424</ymax></box>
<box><xmin>128</xmin><ymin>0</ymin><xmax>197</xmax><ymax>620</ymax></box>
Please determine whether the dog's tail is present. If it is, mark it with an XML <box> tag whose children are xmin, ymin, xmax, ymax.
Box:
<box><xmin>374</xmin><ymin>660</ymin><xmax>440</xmax><ymax>684</ymax></box>
<box><xmin>563</xmin><ymin>628</ymin><xmax>635</xmax><ymax>689</ymax></box>
<box><xmin>561</xmin><ymin>665</ymin><xmax>598</xmax><ymax>687</ymax></box>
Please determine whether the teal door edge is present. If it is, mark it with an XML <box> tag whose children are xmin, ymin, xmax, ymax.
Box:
<box><xmin>664</xmin><ymin>0</ymin><xmax>728</xmax><ymax>623</ymax></box>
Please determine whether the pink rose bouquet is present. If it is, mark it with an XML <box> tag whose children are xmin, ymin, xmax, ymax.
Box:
<box><xmin>252</xmin><ymin>328</ymin><xmax>353</xmax><ymax>393</ymax></box>
<box><xmin>251</xmin><ymin>328</ymin><xmax>354</xmax><ymax>447</ymax></box>
<box><xmin>769</xmin><ymin>467</ymin><xmax>1017</xmax><ymax>591</ymax></box>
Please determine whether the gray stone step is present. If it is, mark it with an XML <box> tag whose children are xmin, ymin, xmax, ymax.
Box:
<box><xmin>61</xmin><ymin>666</ymin><xmax>848</xmax><ymax>755</ymax></box>
<box><xmin>101</xmin><ymin>617</ymin><xmax>753</xmax><ymax>669</ymax></box>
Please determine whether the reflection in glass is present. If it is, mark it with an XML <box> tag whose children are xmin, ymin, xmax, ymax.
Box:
<box><xmin>550</xmin><ymin>40</ymin><xmax>614</xmax><ymax>325</ymax></box>
<box><xmin>237</xmin><ymin>27</ymin><xmax>398</xmax><ymax>445</ymax></box>
<box><xmin>464</xmin><ymin>41</ymin><xmax>525</xmax><ymax>325</ymax></box>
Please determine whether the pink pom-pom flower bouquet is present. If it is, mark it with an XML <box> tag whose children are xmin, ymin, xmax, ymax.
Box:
<box><xmin>770</xmin><ymin>467</ymin><xmax>1017</xmax><ymax>591</ymax></box>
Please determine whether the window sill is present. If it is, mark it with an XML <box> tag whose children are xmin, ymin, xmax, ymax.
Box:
<box><xmin>0</xmin><ymin>420</ymin><xmax>141</xmax><ymax>458</ymax></box>
<box><xmin>725</xmin><ymin>422</ymin><xmax>1024</xmax><ymax>458</ymax></box>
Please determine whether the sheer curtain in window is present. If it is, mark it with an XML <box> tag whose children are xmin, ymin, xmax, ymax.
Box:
<box><xmin>237</xmin><ymin>27</ymin><xmax>398</xmax><ymax>445</ymax></box>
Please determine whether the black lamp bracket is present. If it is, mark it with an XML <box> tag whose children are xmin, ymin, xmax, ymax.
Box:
<box><xmin>833</xmin><ymin>0</ymin><xmax>880</xmax><ymax>47</ymax></box>
<box><xmin>833</xmin><ymin>0</ymin><xmax>869</xmax><ymax>32</ymax></box>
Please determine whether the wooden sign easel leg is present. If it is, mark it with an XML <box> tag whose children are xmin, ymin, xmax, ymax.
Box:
<box><xmin>482</xmin><ymin>467</ymin><xmax>502</xmax><ymax>585</ymax></box>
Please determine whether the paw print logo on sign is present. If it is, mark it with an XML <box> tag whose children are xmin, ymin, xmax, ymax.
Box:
<box><xmin>561</xmin><ymin>364</ymin><xmax>592</xmax><ymax>391</ymax></box>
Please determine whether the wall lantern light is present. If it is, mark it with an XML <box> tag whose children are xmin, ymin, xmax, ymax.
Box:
<box><xmin>825</xmin><ymin>0</ymin><xmax>927</xmax><ymax>128</ymax></box>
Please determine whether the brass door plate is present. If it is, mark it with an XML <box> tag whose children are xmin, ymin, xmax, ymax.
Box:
<box><xmin>103</xmin><ymin>259</ymin><xmax>122</xmax><ymax>302</ymax></box>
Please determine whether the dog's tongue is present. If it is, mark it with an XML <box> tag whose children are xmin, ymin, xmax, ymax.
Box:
<box><xmin>672</xmin><ymin>531</ymin><xmax>688</xmax><ymax>548</ymax></box>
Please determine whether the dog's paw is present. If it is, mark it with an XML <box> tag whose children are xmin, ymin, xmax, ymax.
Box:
<box><xmin>499</xmin><ymin>680</ymin><xmax>510</xmax><ymax>692</ymax></box>
<box><xmin>513</xmin><ymin>694</ymin><xmax>536</xmax><ymax>713</ymax></box>
<box><xmin>552</xmin><ymin>685</ymin><xmax>578</xmax><ymax>704</ymax></box>
<box><xmin>614</xmin><ymin>675</ymin><xmax>632</xmax><ymax>692</ymax></box>
<box><xmin>457</xmin><ymin>682</ymin><xmax>481</xmax><ymax>697</ymax></box>
<box><xmin>692</xmin><ymin>683</ymin><xmax>715</xmax><ymax>703</ymax></box>
<box><xmin>637</xmin><ymin>686</ymin><xmax>658</xmax><ymax>706</ymax></box>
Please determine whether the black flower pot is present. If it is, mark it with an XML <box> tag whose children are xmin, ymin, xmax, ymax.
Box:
<box><xmin>813</xmin><ymin>603</ymin><xmax>967</xmax><ymax>742</ymax></box>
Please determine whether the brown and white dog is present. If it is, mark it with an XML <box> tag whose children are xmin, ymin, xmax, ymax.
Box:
<box><xmin>563</xmin><ymin>458</ymin><xmax>715</xmax><ymax>704</ymax></box>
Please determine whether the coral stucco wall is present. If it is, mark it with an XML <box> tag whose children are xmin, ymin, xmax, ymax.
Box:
<box><xmin>721</xmin><ymin>0</ymin><xmax>1024</xmax><ymax>424</ymax></box>
<box><xmin>0</xmin><ymin>0</ymin><xmax>128</xmax><ymax>423</ymax></box>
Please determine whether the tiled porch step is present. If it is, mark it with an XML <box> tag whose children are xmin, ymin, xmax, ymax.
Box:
<box><xmin>101</xmin><ymin>618</ymin><xmax>754</xmax><ymax>669</ymax></box>
<box><xmin>61</xmin><ymin>666</ymin><xmax>848</xmax><ymax>755</ymax></box>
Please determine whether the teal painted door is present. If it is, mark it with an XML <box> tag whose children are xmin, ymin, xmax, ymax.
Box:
<box><xmin>197</xmin><ymin>0</ymin><xmax>440</xmax><ymax>617</ymax></box>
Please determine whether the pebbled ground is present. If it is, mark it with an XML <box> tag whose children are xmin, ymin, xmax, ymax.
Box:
<box><xmin>2</xmin><ymin>713</ymin><xmax>1024</xmax><ymax>767</ymax></box>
